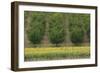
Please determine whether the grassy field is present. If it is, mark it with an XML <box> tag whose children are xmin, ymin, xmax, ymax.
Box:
<box><xmin>24</xmin><ymin>46</ymin><xmax>90</xmax><ymax>61</ymax></box>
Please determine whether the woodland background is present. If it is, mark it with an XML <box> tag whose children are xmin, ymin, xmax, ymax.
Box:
<box><xmin>24</xmin><ymin>11</ymin><xmax>90</xmax><ymax>48</ymax></box>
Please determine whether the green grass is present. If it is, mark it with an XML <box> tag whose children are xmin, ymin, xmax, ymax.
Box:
<box><xmin>24</xmin><ymin>46</ymin><xmax>90</xmax><ymax>61</ymax></box>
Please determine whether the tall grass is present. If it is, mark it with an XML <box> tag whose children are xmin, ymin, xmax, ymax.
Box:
<box><xmin>24</xmin><ymin>46</ymin><xmax>90</xmax><ymax>61</ymax></box>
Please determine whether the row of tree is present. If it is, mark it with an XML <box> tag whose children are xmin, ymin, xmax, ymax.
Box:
<box><xmin>24</xmin><ymin>11</ymin><xmax>90</xmax><ymax>47</ymax></box>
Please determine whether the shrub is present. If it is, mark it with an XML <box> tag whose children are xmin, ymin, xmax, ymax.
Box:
<box><xmin>49</xmin><ymin>13</ymin><xmax>65</xmax><ymax>46</ymax></box>
<box><xmin>27</xmin><ymin>12</ymin><xmax>45</xmax><ymax>44</ymax></box>
<box><xmin>70</xmin><ymin>24</ymin><xmax>84</xmax><ymax>45</ymax></box>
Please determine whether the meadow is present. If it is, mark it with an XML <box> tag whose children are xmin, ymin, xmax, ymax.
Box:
<box><xmin>24</xmin><ymin>46</ymin><xmax>90</xmax><ymax>61</ymax></box>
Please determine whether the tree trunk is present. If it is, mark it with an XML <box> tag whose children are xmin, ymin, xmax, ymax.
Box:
<box><xmin>24</xmin><ymin>12</ymin><xmax>32</xmax><ymax>48</ymax></box>
<box><xmin>41</xmin><ymin>14</ymin><xmax>50</xmax><ymax>47</ymax></box>
<box><xmin>63</xmin><ymin>14</ymin><xmax>72</xmax><ymax>46</ymax></box>
<box><xmin>83</xmin><ymin>31</ymin><xmax>89</xmax><ymax>46</ymax></box>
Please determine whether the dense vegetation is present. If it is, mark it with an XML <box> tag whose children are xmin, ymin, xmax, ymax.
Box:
<box><xmin>69</xmin><ymin>14</ymin><xmax>90</xmax><ymax>45</ymax></box>
<box><xmin>26</xmin><ymin>12</ymin><xmax>45</xmax><ymax>44</ymax></box>
<box><xmin>24</xmin><ymin>12</ymin><xmax>90</xmax><ymax>46</ymax></box>
<box><xmin>49</xmin><ymin>13</ymin><xmax>65</xmax><ymax>46</ymax></box>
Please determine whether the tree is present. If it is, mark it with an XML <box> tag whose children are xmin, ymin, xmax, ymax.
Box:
<box><xmin>69</xmin><ymin>13</ymin><xmax>84</xmax><ymax>45</ymax></box>
<box><xmin>80</xmin><ymin>14</ymin><xmax>90</xmax><ymax>43</ymax></box>
<box><xmin>49</xmin><ymin>13</ymin><xmax>65</xmax><ymax>46</ymax></box>
<box><xmin>27</xmin><ymin>12</ymin><xmax>45</xmax><ymax>45</ymax></box>
<box><xmin>70</xmin><ymin>25</ymin><xmax>84</xmax><ymax>45</ymax></box>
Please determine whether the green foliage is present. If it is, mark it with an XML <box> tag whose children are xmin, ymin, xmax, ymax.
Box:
<box><xmin>27</xmin><ymin>12</ymin><xmax>45</xmax><ymax>44</ymax></box>
<box><xmin>81</xmin><ymin>14</ymin><xmax>90</xmax><ymax>41</ymax></box>
<box><xmin>25</xmin><ymin>11</ymin><xmax>90</xmax><ymax>46</ymax></box>
<box><xmin>49</xmin><ymin>13</ymin><xmax>65</xmax><ymax>45</ymax></box>
<box><xmin>69</xmin><ymin>13</ymin><xmax>90</xmax><ymax>45</ymax></box>
<box><xmin>69</xmin><ymin>14</ymin><xmax>83</xmax><ymax>45</ymax></box>
<box><xmin>70</xmin><ymin>25</ymin><xmax>84</xmax><ymax>45</ymax></box>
